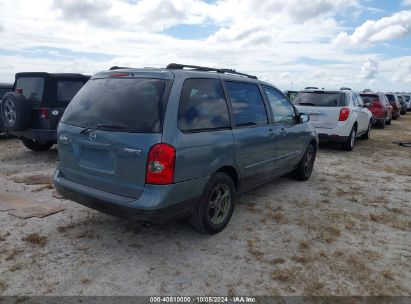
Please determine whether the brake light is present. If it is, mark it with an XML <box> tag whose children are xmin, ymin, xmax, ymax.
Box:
<box><xmin>110</xmin><ymin>73</ymin><xmax>129</xmax><ymax>77</ymax></box>
<box><xmin>39</xmin><ymin>108</ymin><xmax>49</xmax><ymax>119</ymax></box>
<box><xmin>339</xmin><ymin>107</ymin><xmax>350</xmax><ymax>121</ymax></box>
<box><xmin>15</xmin><ymin>88</ymin><xmax>23</xmax><ymax>94</ymax></box>
<box><xmin>146</xmin><ymin>143</ymin><xmax>176</xmax><ymax>185</ymax></box>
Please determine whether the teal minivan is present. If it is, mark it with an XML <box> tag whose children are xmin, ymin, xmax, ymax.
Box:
<box><xmin>54</xmin><ymin>64</ymin><xmax>318</xmax><ymax>234</ymax></box>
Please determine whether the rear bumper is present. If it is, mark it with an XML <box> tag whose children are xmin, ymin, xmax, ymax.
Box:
<box><xmin>8</xmin><ymin>129</ymin><xmax>56</xmax><ymax>142</ymax></box>
<box><xmin>318</xmin><ymin>133</ymin><xmax>348</xmax><ymax>143</ymax></box>
<box><xmin>53</xmin><ymin>170</ymin><xmax>206</xmax><ymax>222</ymax></box>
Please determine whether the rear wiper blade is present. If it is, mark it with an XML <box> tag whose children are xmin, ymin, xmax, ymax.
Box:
<box><xmin>80</xmin><ymin>124</ymin><xmax>133</xmax><ymax>134</ymax></box>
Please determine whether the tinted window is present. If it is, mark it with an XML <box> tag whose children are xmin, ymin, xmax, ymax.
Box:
<box><xmin>225</xmin><ymin>82</ymin><xmax>268</xmax><ymax>127</ymax></box>
<box><xmin>294</xmin><ymin>92</ymin><xmax>343</xmax><ymax>107</ymax></box>
<box><xmin>61</xmin><ymin>78</ymin><xmax>167</xmax><ymax>133</ymax></box>
<box><xmin>178</xmin><ymin>79</ymin><xmax>230</xmax><ymax>132</ymax></box>
<box><xmin>360</xmin><ymin>94</ymin><xmax>380</xmax><ymax>104</ymax></box>
<box><xmin>264</xmin><ymin>87</ymin><xmax>296</xmax><ymax>124</ymax></box>
<box><xmin>0</xmin><ymin>88</ymin><xmax>12</xmax><ymax>99</ymax></box>
<box><xmin>386</xmin><ymin>94</ymin><xmax>395</xmax><ymax>102</ymax></box>
<box><xmin>15</xmin><ymin>77</ymin><xmax>44</xmax><ymax>102</ymax></box>
<box><xmin>57</xmin><ymin>80</ymin><xmax>87</xmax><ymax>106</ymax></box>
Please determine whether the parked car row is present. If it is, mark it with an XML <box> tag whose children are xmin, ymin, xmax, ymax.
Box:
<box><xmin>287</xmin><ymin>87</ymin><xmax>410</xmax><ymax>151</ymax></box>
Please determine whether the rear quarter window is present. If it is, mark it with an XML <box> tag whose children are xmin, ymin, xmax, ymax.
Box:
<box><xmin>15</xmin><ymin>77</ymin><xmax>44</xmax><ymax>102</ymax></box>
<box><xmin>178</xmin><ymin>79</ymin><xmax>230</xmax><ymax>132</ymax></box>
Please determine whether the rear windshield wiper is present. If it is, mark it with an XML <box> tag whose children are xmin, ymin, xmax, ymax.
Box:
<box><xmin>80</xmin><ymin>124</ymin><xmax>133</xmax><ymax>134</ymax></box>
<box><xmin>297</xmin><ymin>102</ymin><xmax>317</xmax><ymax>106</ymax></box>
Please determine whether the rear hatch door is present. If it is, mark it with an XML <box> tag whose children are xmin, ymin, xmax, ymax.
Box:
<box><xmin>58</xmin><ymin>74</ymin><xmax>171</xmax><ymax>199</ymax></box>
<box><xmin>294</xmin><ymin>91</ymin><xmax>344</xmax><ymax>129</ymax></box>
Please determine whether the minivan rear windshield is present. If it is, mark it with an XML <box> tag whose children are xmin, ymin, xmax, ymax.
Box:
<box><xmin>294</xmin><ymin>92</ymin><xmax>343</xmax><ymax>107</ymax></box>
<box><xmin>61</xmin><ymin>78</ymin><xmax>167</xmax><ymax>133</ymax></box>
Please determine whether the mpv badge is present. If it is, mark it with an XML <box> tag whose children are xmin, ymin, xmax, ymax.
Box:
<box><xmin>89</xmin><ymin>132</ymin><xmax>97</xmax><ymax>141</ymax></box>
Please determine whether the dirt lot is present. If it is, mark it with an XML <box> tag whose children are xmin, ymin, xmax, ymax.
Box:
<box><xmin>0</xmin><ymin>115</ymin><xmax>410</xmax><ymax>296</ymax></box>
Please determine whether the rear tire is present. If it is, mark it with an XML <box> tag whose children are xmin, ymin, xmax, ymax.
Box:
<box><xmin>386</xmin><ymin>113</ymin><xmax>392</xmax><ymax>125</ymax></box>
<box><xmin>379</xmin><ymin>118</ymin><xmax>386</xmax><ymax>129</ymax></box>
<box><xmin>342</xmin><ymin>127</ymin><xmax>356</xmax><ymax>151</ymax></box>
<box><xmin>189</xmin><ymin>173</ymin><xmax>235</xmax><ymax>234</ymax></box>
<box><xmin>292</xmin><ymin>144</ymin><xmax>316</xmax><ymax>181</ymax></box>
<box><xmin>362</xmin><ymin>121</ymin><xmax>372</xmax><ymax>139</ymax></box>
<box><xmin>1</xmin><ymin>93</ymin><xmax>30</xmax><ymax>131</ymax></box>
<box><xmin>21</xmin><ymin>139</ymin><xmax>54</xmax><ymax>151</ymax></box>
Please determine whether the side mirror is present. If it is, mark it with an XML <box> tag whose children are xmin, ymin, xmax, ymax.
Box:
<box><xmin>299</xmin><ymin>113</ymin><xmax>310</xmax><ymax>123</ymax></box>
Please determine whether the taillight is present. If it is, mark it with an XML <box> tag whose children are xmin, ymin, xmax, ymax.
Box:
<box><xmin>339</xmin><ymin>107</ymin><xmax>350</xmax><ymax>121</ymax></box>
<box><xmin>15</xmin><ymin>88</ymin><xmax>23</xmax><ymax>94</ymax></box>
<box><xmin>39</xmin><ymin>108</ymin><xmax>49</xmax><ymax>119</ymax></box>
<box><xmin>146</xmin><ymin>143</ymin><xmax>176</xmax><ymax>185</ymax></box>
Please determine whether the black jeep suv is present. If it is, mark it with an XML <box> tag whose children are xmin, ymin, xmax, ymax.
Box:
<box><xmin>1</xmin><ymin>72</ymin><xmax>89</xmax><ymax>151</ymax></box>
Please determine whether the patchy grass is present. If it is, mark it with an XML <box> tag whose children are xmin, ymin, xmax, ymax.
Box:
<box><xmin>383</xmin><ymin>270</ymin><xmax>394</xmax><ymax>280</ymax></box>
<box><xmin>291</xmin><ymin>255</ymin><xmax>310</xmax><ymax>264</ymax></box>
<box><xmin>8</xmin><ymin>263</ymin><xmax>24</xmax><ymax>272</ymax></box>
<box><xmin>80</xmin><ymin>278</ymin><xmax>91</xmax><ymax>285</ymax></box>
<box><xmin>271</xmin><ymin>269</ymin><xmax>296</xmax><ymax>283</ymax></box>
<box><xmin>6</xmin><ymin>249</ymin><xmax>24</xmax><ymax>261</ymax></box>
<box><xmin>22</xmin><ymin>233</ymin><xmax>47</xmax><ymax>247</ymax></box>
<box><xmin>304</xmin><ymin>280</ymin><xmax>327</xmax><ymax>296</ymax></box>
<box><xmin>299</xmin><ymin>240</ymin><xmax>311</xmax><ymax>251</ymax></box>
<box><xmin>0</xmin><ymin>280</ymin><xmax>8</xmax><ymax>293</ymax></box>
<box><xmin>269</xmin><ymin>258</ymin><xmax>286</xmax><ymax>265</ymax></box>
<box><xmin>57</xmin><ymin>223</ymin><xmax>76</xmax><ymax>233</ymax></box>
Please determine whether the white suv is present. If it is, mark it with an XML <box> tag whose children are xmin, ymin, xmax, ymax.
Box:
<box><xmin>294</xmin><ymin>89</ymin><xmax>372</xmax><ymax>151</ymax></box>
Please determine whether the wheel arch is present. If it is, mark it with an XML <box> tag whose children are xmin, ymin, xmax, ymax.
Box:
<box><xmin>215</xmin><ymin>166</ymin><xmax>240</xmax><ymax>191</ymax></box>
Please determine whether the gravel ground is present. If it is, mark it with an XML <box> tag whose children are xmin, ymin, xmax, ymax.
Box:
<box><xmin>0</xmin><ymin>115</ymin><xmax>410</xmax><ymax>296</ymax></box>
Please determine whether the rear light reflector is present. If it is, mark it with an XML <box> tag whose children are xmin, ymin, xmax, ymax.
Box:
<box><xmin>39</xmin><ymin>108</ymin><xmax>49</xmax><ymax>119</ymax></box>
<box><xmin>15</xmin><ymin>88</ymin><xmax>23</xmax><ymax>94</ymax></box>
<box><xmin>339</xmin><ymin>107</ymin><xmax>350</xmax><ymax>121</ymax></box>
<box><xmin>146</xmin><ymin>143</ymin><xmax>176</xmax><ymax>185</ymax></box>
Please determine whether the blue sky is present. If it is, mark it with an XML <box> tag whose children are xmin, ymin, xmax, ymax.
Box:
<box><xmin>0</xmin><ymin>0</ymin><xmax>410</xmax><ymax>91</ymax></box>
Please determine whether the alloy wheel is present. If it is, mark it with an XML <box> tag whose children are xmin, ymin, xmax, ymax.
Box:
<box><xmin>208</xmin><ymin>184</ymin><xmax>231</xmax><ymax>225</ymax></box>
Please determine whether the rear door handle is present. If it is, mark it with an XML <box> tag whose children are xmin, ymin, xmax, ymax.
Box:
<box><xmin>268</xmin><ymin>128</ymin><xmax>275</xmax><ymax>138</ymax></box>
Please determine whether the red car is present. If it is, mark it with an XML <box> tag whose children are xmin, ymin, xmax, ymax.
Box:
<box><xmin>360</xmin><ymin>92</ymin><xmax>393</xmax><ymax>128</ymax></box>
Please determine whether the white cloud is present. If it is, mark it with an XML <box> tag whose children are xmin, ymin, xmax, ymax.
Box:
<box><xmin>403</xmin><ymin>0</ymin><xmax>411</xmax><ymax>6</ymax></box>
<box><xmin>333</xmin><ymin>10</ymin><xmax>411</xmax><ymax>47</ymax></box>
<box><xmin>359</xmin><ymin>58</ymin><xmax>379</xmax><ymax>79</ymax></box>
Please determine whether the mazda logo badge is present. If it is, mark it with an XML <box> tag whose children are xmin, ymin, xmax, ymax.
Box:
<box><xmin>89</xmin><ymin>132</ymin><xmax>97</xmax><ymax>141</ymax></box>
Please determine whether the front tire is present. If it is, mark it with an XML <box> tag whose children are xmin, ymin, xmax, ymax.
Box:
<box><xmin>21</xmin><ymin>139</ymin><xmax>54</xmax><ymax>151</ymax></box>
<box><xmin>292</xmin><ymin>144</ymin><xmax>316</xmax><ymax>181</ymax></box>
<box><xmin>189</xmin><ymin>173</ymin><xmax>235</xmax><ymax>234</ymax></box>
<box><xmin>342</xmin><ymin>127</ymin><xmax>356</xmax><ymax>151</ymax></box>
<box><xmin>379</xmin><ymin>117</ymin><xmax>386</xmax><ymax>129</ymax></box>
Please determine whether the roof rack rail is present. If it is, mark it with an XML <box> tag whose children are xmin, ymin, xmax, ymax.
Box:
<box><xmin>305</xmin><ymin>87</ymin><xmax>319</xmax><ymax>90</ymax></box>
<box><xmin>109</xmin><ymin>66</ymin><xmax>131</xmax><ymax>71</ymax></box>
<box><xmin>166</xmin><ymin>63</ymin><xmax>258</xmax><ymax>79</ymax></box>
<box><xmin>340</xmin><ymin>87</ymin><xmax>352</xmax><ymax>91</ymax></box>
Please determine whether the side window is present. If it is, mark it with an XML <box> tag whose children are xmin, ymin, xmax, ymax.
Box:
<box><xmin>178</xmin><ymin>79</ymin><xmax>230</xmax><ymax>132</ymax></box>
<box><xmin>356</xmin><ymin>94</ymin><xmax>364</xmax><ymax>106</ymax></box>
<box><xmin>263</xmin><ymin>86</ymin><xmax>296</xmax><ymax>125</ymax></box>
<box><xmin>352</xmin><ymin>94</ymin><xmax>359</xmax><ymax>107</ymax></box>
<box><xmin>57</xmin><ymin>80</ymin><xmax>86</xmax><ymax>106</ymax></box>
<box><xmin>225</xmin><ymin>82</ymin><xmax>268</xmax><ymax>127</ymax></box>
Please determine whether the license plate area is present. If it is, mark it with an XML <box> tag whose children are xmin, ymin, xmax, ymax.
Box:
<box><xmin>79</xmin><ymin>146</ymin><xmax>116</xmax><ymax>174</ymax></box>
